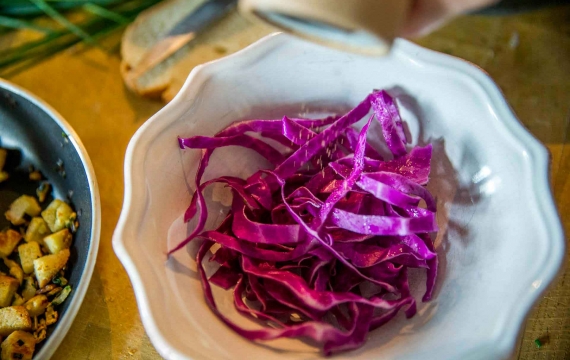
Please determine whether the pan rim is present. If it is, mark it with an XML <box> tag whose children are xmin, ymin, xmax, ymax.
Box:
<box><xmin>0</xmin><ymin>78</ymin><xmax>101</xmax><ymax>360</ymax></box>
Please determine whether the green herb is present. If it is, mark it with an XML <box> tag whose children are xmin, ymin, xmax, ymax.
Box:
<box><xmin>52</xmin><ymin>274</ymin><xmax>68</xmax><ymax>286</ymax></box>
<box><xmin>0</xmin><ymin>0</ymin><xmax>165</xmax><ymax>75</ymax></box>
<box><xmin>83</xmin><ymin>3</ymin><xmax>128</xmax><ymax>24</ymax></box>
<box><xmin>534</xmin><ymin>333</ymin><xmax>550</xmax><ymax>349</ymax></box>
<box><xmin>0</xmin><ymin>15</ymin><xmax>53</xmax><ymax>33</ymax></box>
<box><xmin>29</xmin><ymin>0</ymin><xmax>95</xmax><ymax>44</ymax></box>
<box><xmin>51</xmin><ymin>285</ymin><xmax>72</xmax><ymax>306</ymax></box>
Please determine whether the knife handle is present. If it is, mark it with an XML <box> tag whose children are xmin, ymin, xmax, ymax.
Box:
<box><xmin>239</xmin><ymin>0</ymin><xmax>412</xmax><ymax>55</ymax></box>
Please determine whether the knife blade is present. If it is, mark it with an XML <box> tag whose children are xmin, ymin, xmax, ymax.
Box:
<box><xmin>128</xmin><ymin>0</ymin><xmax>238</xmax><ymax>80</ymax></box>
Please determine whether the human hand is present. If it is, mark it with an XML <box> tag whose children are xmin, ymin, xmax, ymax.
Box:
<box><xmin>402</xmin><ymin>0</ymin><xmax>500</xmax><ymax>37</ymax></box>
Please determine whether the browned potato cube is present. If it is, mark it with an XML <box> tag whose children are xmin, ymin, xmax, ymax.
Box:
<box><xmin>17</xmin><ymin>243</ymin><xmax>42</xmax><ymax>275</ymax></box>
<box><xmin>0</xmin><ymin>307</ymin><xmax>31</xmax><ymax>337</ymax></box>
<box><xmin>20</xmin><ymin>279</ymin><xmax>35</xmax><ymax>303</ymax></box>
<box><xmin>41</xmin><ymin>200</ymin><xmax>74</xmax><ymax>233</ymax></box>
<box><xmin>33</xmin><ymin>249</ymin><xmax>70</xmax><ymax>288</ymax></box>
<box><xmin>23</xmin><ymin>296</ymin><xmax>49</xmax><ymax>318</ymax></box>
<box><xmin>0</xmin><ymin>230</ymin><xmax>22</xmax><ymax>258</ymax></box>
<box><xmin>43</xmin><ymin>229</ymin><xmax>71</xmax><ymax>255</ymax></box>
<box><xmin>0</xmin><ymin>330</ymin><xmax>35</xmax><ymax>360</ymax></box>
<box><xmin>0</xmin><ymin>277</ymin><xmax>19</xmax><ymax>308</ymax></box>
<box><xmin>5</xmin><ymin>196</ymin><xmax>41</xmax><ymax>226</ymax></box>
<box><xmin>1</xmin><ymin>261</ymin><xmax>22</xmax><ymax>287</ymax></box>
<box><xmin>24</xmin><ymin>217</ymin><xmax>50</xmax><ymax>246</ymax></box>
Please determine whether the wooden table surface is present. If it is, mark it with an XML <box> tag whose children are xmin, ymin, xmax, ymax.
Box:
<box><xmin>4</xmin><ymin>5</ymin><xmax>569</xmax><ymax>360</ymax></box>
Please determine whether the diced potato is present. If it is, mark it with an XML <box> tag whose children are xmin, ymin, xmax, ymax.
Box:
<box><xmin>0</xmin><ymin>307</ymin><xmax>31</xmax><ymax>336</ymax></box>
<box><xmin>17</xmin><ymin>243</ymin><xmax>42</xmax><ymax>275</ymax></box>
<box><xmin>10</xmin><ymin>294</ymin><xmax>23</xmax><ymax>307</ymax></box>
<box><xmin>0</xmin><ymin>330</ymin><xmax>35</xmax><ymax>360</ymax></box>
<box><xmin>20</xmin><ymin>279</ymin><xmax>35</xmax><ymax>303</ymax></box>
<box><xmin>23</xmin><ymin>217</ymin><xmax>50</xmax><ymax>246</ymax></box>
<box><xmin>0</xmin><ymin>277</ymin><xmax>19</xmax><ymax>308</ymax></box>
<box><xmin>43</xmin><ymin>229</ymin><xmax>71</xmax><ymax>255</ymax></box>
<box><xmin>23</xmin><ymin>296</ymin><xmax>48</xmax><ymax>318</ymax></box>
<box><xmin>41</xmin><ymin>200</ymin><xmax>75</xmax><ymax>233</ymax></box>
<box><xmin>5</xmin><ymin>196</ymin><xmax>41</xmax><ymax>226</ymax></box>
<box><xmin>0</xmin><ymin>230</ymin><xmax>22</xmax><ymax>258</ymax></box>
<box><xmin>33</xmin><ymin>249</ymin><xmax>69</xmax><ymax>288</ymax></box>
<box><xmin>1</xmin><ymin>261</ymin><xmax>22</xmax><ymax>286</ymax></box>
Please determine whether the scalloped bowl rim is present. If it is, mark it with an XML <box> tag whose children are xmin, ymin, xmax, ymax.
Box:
<box><xmin>113</xmin><ymin>33</ymin><xmax>565</xmax><ymax>360</ymax></box>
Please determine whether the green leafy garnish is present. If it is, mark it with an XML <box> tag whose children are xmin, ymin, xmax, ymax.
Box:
<box><xmin>52</xmin><ymin>274</ymin><xmax>68</xmax><ymax>286</ymax></box>
<box><xmin>51</xmin><ymin>285</ymin><xmax>72</xmax><ymax>306</ymax></box>
<box><xmin>0</xmin><ymin>0</ymin><xmax>165</xmax><ymax>75</ymax></box>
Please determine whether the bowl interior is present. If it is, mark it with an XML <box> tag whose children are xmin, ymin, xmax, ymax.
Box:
<box><xmin>119</xmin><ymin>35</ymin><xmax>559</xmax><ymax>360</ymax></box>
<box><xmin>0</xmin><ymin>86</ymin><xmax>95</xmax><ymax>356</ymax></box>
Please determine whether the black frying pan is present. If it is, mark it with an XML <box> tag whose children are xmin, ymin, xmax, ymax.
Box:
<box><xmin>0</xmin><ymin>79</ymin><xmax>100</xmax><ymax>359</ymax></box>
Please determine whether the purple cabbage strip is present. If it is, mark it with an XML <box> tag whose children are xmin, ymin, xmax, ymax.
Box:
<box><xmin>266</xmin><ymin>170</ymin><xmax>399</xmax><ymax>291</ymax></box>
<box><xmin>245</xmin><ymin>172</ymin><xmax>274</xmax><ymax>210</ymax></box>
<box><xmin>356</xmin><ymin>176</ymin><xmax>420</xmax><ymax>209</ymax></box>
<box><xmin>371</xmin><ymin>90</ymin><xmax>407</xmax><ymax>158</ymax></box>
<box><xmin>333</xmin><ymin>242</ymin><xmax>428</xmax><ymax>268</ymax></box>
<box><xmin>197</xmin><ymin>240</ymin><xmax>384</xmax><ymax>356</ymax></box>
<box><xmin>395</xmin><ymin>234</ymin><xmax>437</xmax><ymax>260</ymax></box>
<box><xmin>168</xmin><ymin>149</ymin><xmax>209</xmax><ymax>254</ymax></box>
<box><xmin>247</xmin><ymin>274</ymin><xmax>271</xmax><ymax>311</ymax></box>
<box><xmin>274</xmin><ymin>93</ymin><xmax>374</xmax><ymax>179</ymax></box>
<box><xmin>232</xmin><ymin>276</ymin><xmax>288</xmax><ymax>327</ymax></box>
<box><xmin>370</xmin><ymin>144</ymin><xmax>432</xmax><ymax>185</ymax></box>
<box><xmin>179</xmin><ymin>134</ymin><xmax>285</xmax><ymax>165</ymax></box>
<box><xmin>175</xmin><ymin>90</ymin><xmax>439</xmax><ymax>355</ymax></box>
<box><xmin>330</xmin><ymin>207</ymin><xmax>438</xmax><ymax>236</ymax></box>
<box><xmin>363</xmin><ymin>172</ymin><xmax>436</xmax><ymax>211</ymax></box>
<box><xmin>344</xmin><ymin>127</ymin><xmax>384</xmax><ymax>160</ymax></box>
<box><xmin>232</xmin><ymin>195</ymin><xmax>307</xmax><ymax>244</ymax></box>
<box><xmin>201</xmin><ymin>231</ymin><xmax>316</xmax><ymax>262</ymax></box>
<box><xmin>241</xmin><ymin>256</ymin><xmax>411</xmax><ymax>313</ymax></box>
<box><xmin>336</xmin><ymin>144</ymin><xmax>433</xmax><ymax>185</ymax></box>
<box><xmin>282</xmin><ymin>116</ymin><xmax>317</xmax><ymax>145</ymax></box>
<box><xmin>419</xmin><ymin>233</ymin><xmax>438</xmax><ymax>302</ymax></box>
<box><xmin>318</xmin><ymin>115</ymin><xmax>373</xmax><ymax>225</ymax></box>
<box><xmin>209</xmin><ymin>265</ymin><xmax>241</xmax><ymax>290</ymax></box>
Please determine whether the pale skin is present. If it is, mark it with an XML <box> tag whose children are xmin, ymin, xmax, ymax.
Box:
<box><xmin>402</xmin><ymin>0</ymin><xmax>501</xmax><ymax>37</ymax></box>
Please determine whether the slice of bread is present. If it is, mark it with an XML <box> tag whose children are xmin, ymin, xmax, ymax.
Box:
<box><xmin>120</xmin><ymin>0</ymin><xmax>274</xmax><ymax>102</ymax></box>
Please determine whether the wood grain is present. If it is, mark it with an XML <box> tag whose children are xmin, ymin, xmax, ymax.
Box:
<box><xmin>3</xmin><ymin>5</ymin><xmax>569</xmax><ymax>359</ymax></box>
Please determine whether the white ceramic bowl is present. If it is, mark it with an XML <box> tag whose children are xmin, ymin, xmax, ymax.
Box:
<box><xmin>113</xmin><ymin>33</ymin><xmax>564</xmax><ymax>360</ymax></box>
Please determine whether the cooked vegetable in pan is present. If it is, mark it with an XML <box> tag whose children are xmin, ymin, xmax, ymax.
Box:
<box><xmin>0</xmin><ymin>149</ymin><xmax>76</xmax><ymax>360</ymax></box>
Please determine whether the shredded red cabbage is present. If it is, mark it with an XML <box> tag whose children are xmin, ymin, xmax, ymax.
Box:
<box><xmin>174</xmin><ymin>90</ymin><xmax>439</xmax><ymax>355</ymax></box>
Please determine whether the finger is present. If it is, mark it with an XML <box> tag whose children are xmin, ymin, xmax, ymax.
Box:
<box><xmin>401</xmin><ymin>0</ymin><xmax>499</xmax><ymax>38</ymax></box>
